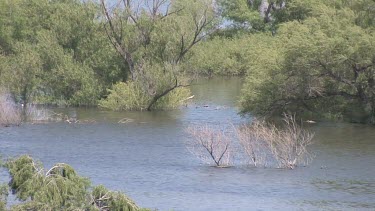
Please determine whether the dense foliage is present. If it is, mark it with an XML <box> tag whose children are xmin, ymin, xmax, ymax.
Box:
<box><xmin>98</xmin><ymin>0</ymin><xmax>216</xmax><ymax>110</ymax></box>
<box><xmin>238</xmin><ymin>0</ymin><xmax>375</xmax><ymax>123</ymax></box>
<box><xmin>99</xmin><ymin>81</ymin><xmax>191</xmax><ymax>111</ymax></box>
<box><xmin>0</xmin><ymin>0</ymin><xmax>374</xmax><ymax>122</ymax></box>
<box><xmin>188</xmin><ymin>0</ymin><xmax>375</xmax><ymax>123</ymax></box>
<box><xmin>0</xmin><ymin>0</ymin><xmax>205</xmax><ymax>110</ymax></box>
<box><xmin>3</xmin><ymin>155</ymin><xmax>147</xmax><ymax>211</ymax></box>
<box><xmin>0</xmin><ymin>0</ymin><xmax>125</xmax><ymax>106</ymax></box>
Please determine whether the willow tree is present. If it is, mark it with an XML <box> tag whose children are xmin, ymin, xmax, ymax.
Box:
<box><xmin>5</xmin><ymin>155</ymin><xmax>147</xmax><ymax>211</ymax></box>
<box><xmin>240</xmin><ymin>0</ymin><xmax>375</xmax><ymax>123</ymax></box>
<box><xmin>0</xmin><ymin>0</ymin><xmax>124</xmax><ymax>106</ymax></box>
<box><xmin>100</xmin><ymin>0</ymin><xmax>216</xmax><ymax>111</ymax></box>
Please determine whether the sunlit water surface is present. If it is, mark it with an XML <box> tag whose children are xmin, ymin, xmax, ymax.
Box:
<box><xmin>1</xmin><ymin>77</ymin><xmax>374</xmax><ymax>210</ymax></box>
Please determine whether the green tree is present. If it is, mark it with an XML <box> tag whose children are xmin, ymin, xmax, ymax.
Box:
<box><xmin>240</xmin><ymin>1</ymin><xmax>375</xmax><ymax>123</ymax></box>
<box><xmin>217</xmin><ymin>0</ymin><xmax>344</xmax><ymax>33</ymax></box>
<box><xmin>6</xmin><ymin>155</ymin><xmax>148</xmax><ymax>211</ymax></box>
<box><xmin>0</xmin><ymin>0</ymin><xmax>124</xmax><ymax>106</ymax></box>
<box><xmin>185</xmin><ymin>36</ymin><xmax>250</xmax><ymax>76</ymax></box>
<box><xmin>100</xmin><ymin>0</ymin><xmax>216</xmax><ymax>111</ymax></box>
<box><xmin>1</xmin><ymin>43</ymin><xmax>43</xmax><ymax>105</ymax></box>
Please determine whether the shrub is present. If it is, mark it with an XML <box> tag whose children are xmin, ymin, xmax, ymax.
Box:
<box><xmin>236</xmin><ymin>114</ymin><xmax>315</xmax><ymax>169</ymax></box>
<box><xmin>188</xmin><ymin>115</ymin><xmax>315</xmax><ymax>169</ymax></box>
<box><xmin>5</xmin><ymin>155</ymin><xmax>146</xmax><ymax>211</ymax></box>
<box><xmin>235</xmin><ymin>121</ymin><xmax>272</xmax><ymax>167</ymax></box>
<box><xmin>268</xmin><ymin>114</ymin><xmax>315</xmax><ymax>169</ymax></box>
<box><xmin>7</xmin><ymin>157</ymin><xmax>90</xmax><ymax>209</ymax></box>
<box><xmin>98</xmin><ymin>82</ymin><xmax>151</xmax><ymax>111</ymax></box>
<box><xmin>0</xmin><ymin>184</ymin><xmax>8</xmax><ymax>211</ymax></box>
<box><xmin>6</xmin><ymin>155</ymin><xmax>40</xmax><ymax>200</ymax></box>
<box><xmin>186</xmin><ymin>125</ymin><xmax>233</xmax><ymax>167</ymax></box>
<box><xmin>99</xmin><ymin>81</ymin><xmax>191</xmax><ymax>111</ymax></box>
<box><xmin>0</xmin><ymin>91</ymin><xmax>22</xmax><ymax>127</ymax></box>
<box><xmin>91</xmin><ymin>185</ymin><xmax>142</xmax><ymax>211</ymax></box>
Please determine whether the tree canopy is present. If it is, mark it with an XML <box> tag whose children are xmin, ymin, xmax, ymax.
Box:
<box><xmin>0</xmin><ymin>0</ymin><xmax>374</xmax><ymax>122</ymax></box>
<box><xmin>238</xmin><ymin>0</ymin><xmax>375</xmax><ymax>123</ymax></box>
<box><xmin>186</xmin><ymin>0</ymin><xmax>375</xmax><ymax>123</ymax></box>
<box><xmin>2</xmin><ymin>155</ymin><xmax>148</xmax><ymax>210</ymax></box>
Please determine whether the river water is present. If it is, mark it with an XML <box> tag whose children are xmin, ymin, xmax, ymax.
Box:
<box><xmin>1</xmin><ymin>77</ymin><xmax>374</xmax><ymax>210</ymax></box>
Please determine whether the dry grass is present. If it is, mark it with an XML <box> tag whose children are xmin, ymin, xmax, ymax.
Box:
<box><xmin>186</xmin><ymin>125</ymin><xmax>233</xmax><ymax>167</ymax></box>
<box><xmin>0</xmin><ymin>92</ymin><xmax>22</xmax><ymax>127</ymax></box>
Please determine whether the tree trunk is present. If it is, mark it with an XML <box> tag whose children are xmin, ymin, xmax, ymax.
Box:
<box><xmin>146</xmin><ymin>79</ymin><xmax>179</xmax><ymax>111</ymax></box>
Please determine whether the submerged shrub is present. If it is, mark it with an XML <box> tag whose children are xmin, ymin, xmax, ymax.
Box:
<box><xmin>0</xmin><ymin>91</ymin><xmax>22</xmax><ymax>127</ymax></box>
<box><xmin>186</xmin><ymin>125</ymin><xmax>233</xmax><ymax>167</ymax></box>
<box><xmin>98</xmin><ymin>82</ymin><xmax>150</xmax><ymax>111</ymax></box>
<box><xmin>237</xmin><ymin>114</ymin><xmax>315</xmax><ymax>169</ymax></box>
<box><xmin>235</xmin><ymin>121</ymin><xmax>272</xmax><ymax>167</ymax></box>
<box><xmin>187</xmin><ymin>115</ymin><xmax>315</xmax><ymax>169</ymax></box>
<box><xmin>99</xmin><ymin>81</ymin><xmax>190</xmax><ymax>111</ymax></box>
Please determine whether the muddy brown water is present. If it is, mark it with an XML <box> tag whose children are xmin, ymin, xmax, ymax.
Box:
<box><xmin>1</xmin><ymin>77</ymin><xmax>374</xmax><ymax>210</ymax></box>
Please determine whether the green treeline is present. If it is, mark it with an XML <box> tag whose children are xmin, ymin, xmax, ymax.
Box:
<box><xmin>0</xmin><ymin>0</ymin><xmax>211</xmax><ymax>110</ymax></box>
<box><xmin>0</xmin><ymin>0</ymin><xmax>122</xmax><ymax>106</ymax></box>
<box><xmin>191</xmin><ymin>0</ymin><xmax>375</xmax><ymax>123</ymax></box>
<box><xmin>0</xmin><ymin>0</ymin><xmax>374</xmax><ymax>123</ymax></box>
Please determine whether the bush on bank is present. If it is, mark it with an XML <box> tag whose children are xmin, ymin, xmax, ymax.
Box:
<box><xmin>2</xmin><ymin>155</ymin><xmax>149</xmax><ymax>211</ymax></box>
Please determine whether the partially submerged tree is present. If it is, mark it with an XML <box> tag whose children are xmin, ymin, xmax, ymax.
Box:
<box><xmin>186</xmin><ymin>125</ymin><xmax>233</xmax><ymax>167</ymax></box>
<box><xmin>270</xmin><ymin>114</ymin><xmax>314</xmax><ymax>169</ymax></box>
<box><xmin>240</xmin><ymin>0</ymin><xmax>375</xmax><ymax>123</ymax></box>
<box><xmin>187</xmin><ymin>115</ymin><xmax>314</xmax><ymax>169</ymax></box>
<box><xmin>236</xmin><ymin>114</ymin><xmax>314</xmax><ymax>169</ymax></box>
<box><xmin>100</xmin><ymin>0</ymin><xmax>216</xmax><ymax>111</ymax></box>
<box><xmin>0</xmin><ymin>0</ymin><xmax>122</xmax><ymax>106</ymax></box>
<box><xmin>235</xmin><ymin>120</ymin><xmax>271</xmax><ymax>167</ymax></box>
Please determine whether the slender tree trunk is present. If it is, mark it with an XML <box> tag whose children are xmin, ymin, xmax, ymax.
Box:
<box><xmin>146</xmin><ymin>79</ymin><xmax>179</xmax><ymax>111</ymax></box>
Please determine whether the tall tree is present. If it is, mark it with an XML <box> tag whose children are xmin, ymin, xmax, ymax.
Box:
<box><xmin>0</xmin><ymin>0</ymin><xmax>123</xmax><ymax>106</ymax></box>
<box><xmin>100</xmin><ymin>0</ymin><xmax>216</xmax><ymax>110</ymax></box>
<box><xmin>240</xmin><ymin>1</ymin><xmax>375</xmax><ymax>123</ymax></box>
